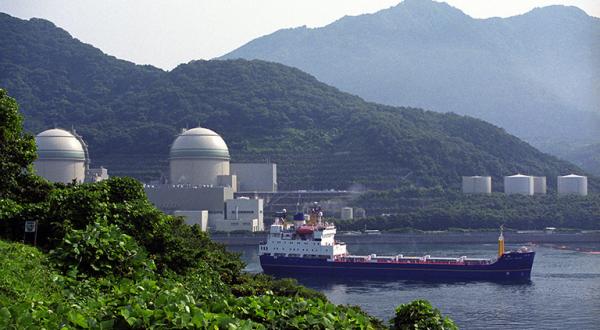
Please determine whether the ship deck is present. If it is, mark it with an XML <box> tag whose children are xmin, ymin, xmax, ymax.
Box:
<box><xmin>337</xmin><ymin>254</ymin><xmax>493</xmax><ymax>266</ymax></box>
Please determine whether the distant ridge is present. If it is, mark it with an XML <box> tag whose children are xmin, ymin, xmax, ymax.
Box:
<box><xmin>221</xmin><ymin>0</ymin><xmax>600</xmax><ymax>172</ymax></box>
<box><xmin>0</xmin><ymin>12</ymin><xmax>589</xmax><ymax>190</ymax></box>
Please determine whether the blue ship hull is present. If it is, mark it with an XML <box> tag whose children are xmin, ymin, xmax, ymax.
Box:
<box><xmin>260</xmin><ymin>252</ymin><xmax>535</xmax><ymax>281</ymax></box>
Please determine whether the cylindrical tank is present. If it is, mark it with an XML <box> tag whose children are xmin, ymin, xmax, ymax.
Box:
<box><xmin>169</xmin><ymin>127</ymin><xmax>230</xmax><ymax>186</ymax></box>
<box><xmin>504</xmin><ymin>174</ymin><xmax>533</xmax><ymax>195</ymax></box>
<box><xmin>557</xmin><ymin>174</ymin><xmax>588</xmax><ymax>196</ymax></box>
<box><xmin>34</xmin><ymin>128</ymin><xmax>86</xmax><ymax>183</ymax></box>
<box><xmin>341</xmin><ymin>207</ymin><xmax>354</xmax><ymax>220</ymax></box>
<box><xmin>462</xmin><ymin>176</ymin><xmax>492</xmax><ymax>194</ymax></box>
<box><xmin>533</xmin><ymin>176</ymin><xmax>547</xmax><ymax>194</ymax></box>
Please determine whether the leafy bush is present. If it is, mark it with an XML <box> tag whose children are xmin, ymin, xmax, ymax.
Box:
<box><xmin>391</xmin><ymin>299</ymin><xmax>458</xmax><ymax>330</ymax></box>
<box><xmin>50</xmin><ymin>222</ymin><xmax>154</xmax><ymax>278</ymax></box>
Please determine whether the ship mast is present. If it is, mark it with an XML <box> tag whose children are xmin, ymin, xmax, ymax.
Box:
<box><xmin>498</xmin><ymin>225</ymin><xmax>505</xmax><ymax>257</ymax></box>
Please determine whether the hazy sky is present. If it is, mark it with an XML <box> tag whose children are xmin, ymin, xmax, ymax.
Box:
<box><xmin>1</xmin><ymin>0</ymin><xmax>598</xmax><ymax>70</ymax></box>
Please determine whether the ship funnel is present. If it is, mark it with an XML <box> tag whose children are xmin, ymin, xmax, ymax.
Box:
<box><xmin>498</xmin><ymin>225</ymin><xmax>505</xmax><ymax>257</ymax></box>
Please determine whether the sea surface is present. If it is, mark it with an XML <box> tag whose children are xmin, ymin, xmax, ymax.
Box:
<box><xmin>227</xmin><ymin>241</ymin><xmax>600</xmax><ymax>329</ymax></box>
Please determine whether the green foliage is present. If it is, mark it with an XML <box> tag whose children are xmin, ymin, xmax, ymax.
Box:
<box><xmin>51</xmin><ymin>222</ymin><xmax>154</xmax><ymax>278</ymax></box>
<box><xmin>337</xmin><ymin>187</ymin><xmax>600</xmax><ymax>231</ymax></box>
<box><xmin>391</xmin><ymin>300</ymin><xmax>458</xmax><ymax>330</ymax></box>
<box><xmin>0</xmin><ymin>14</ymin><xmax>590</xmax><ymax>191</ymax></box>
<box><xmin>231</xmin><ymin>273</ymin><xmax>327</xmax><ymax>300</ymax></box>
<box><xmin>0</xmin><ymin>89</ymin><xmax>37</xmax><ymax>200</ymax></box>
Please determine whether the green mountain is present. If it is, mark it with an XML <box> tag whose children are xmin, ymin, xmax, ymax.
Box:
<box><xmin>0</xmin><ymin>13</ymin><xmax>588</xmax><ymax>191</ymax></box>
<box><xmin>221</xmin><ymin>0</ymin><xmax>600</xmax><ymax>169</ymax></box>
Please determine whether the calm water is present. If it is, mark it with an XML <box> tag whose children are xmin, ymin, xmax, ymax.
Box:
<box><xmin>228</xmin><ymin>241</ymin><xmax>600</xmax><ymax>329</ymax></box>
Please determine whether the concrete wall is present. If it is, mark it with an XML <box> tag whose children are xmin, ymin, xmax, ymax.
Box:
<box><xmin>144</xmin><ymin>184</ymin><xmax>233</xmax><ymax>216</ymax></box>
<box><xmin>217</xmin><ymin>174</ymin><xmax>237</xmax><ymax>192</ymax></box>
<box><xmin>225</xmin><ymin>198</ymin><xmax>264</xmax><ymax>231</ymax></box>
<box><xmin>170</xmin><ymin>158</ymin><xmax>229</xmax><ymax>186</ymax></box>
<box><xmin>34</xmin><ymin>159</ymin><xmax>86</xmax><ymax>183</ymax></box>
<box><xmin>231</xmin><ymin>163</ymin><xmax>277</xmax><ymax>192</ymax></box>
<box><xmin>215</xmin><ymin>218</ymin><xmax>260</xmax><ymax>232</ymax></box>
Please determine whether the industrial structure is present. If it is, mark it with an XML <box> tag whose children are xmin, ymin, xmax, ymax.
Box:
<box><xmin>231</xmin><ymin>163</ymin><xmax>277</xmax><ymax>192</ymax></box>
<box><xmin>532</xmin><ymin>176</ymin><xmax>547</xmax><ymax>194</ymax></box>
<box><xmin>504</xmin><ymin>174</ymin><xmax>534</xmax><ymax>195</ymax></box>
<box><xmin>557</xmin><ymin>174</ymin><xmax>588</xmax><ymax>196</ymax></box>
<box><xmin>341</xmin><ymin>207</ymin><xmax>353</xmax><ymax>220</ymax></box>
<box><xmin>169</xmin><ymin>127</ymin><xmax>235</xmax><ymax>188</ymax></box>
<box><xmin>145</xmin><ymin>127</ymin><xmax>273</xmax><ymax>232</ymax></box>
<box><xmin>34</xmin><ymin>128</ymin><xmax>108</xmax><ymax>184</ymax></box>
<box><xmin>462</xmin><ymin>176</ymin><xmax>492</xmax><ymax>194</ymax></box>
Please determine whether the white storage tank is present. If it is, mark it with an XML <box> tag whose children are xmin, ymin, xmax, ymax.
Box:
<box><xmin>34</xmin><ymin>128</ymin><xmax>86</xmax><ymax>183</ymax></box>
<box><xmin>341</xmin><ymin>207</ymin><xmax>354</xmax><ymax>220</ymax></box>
<box><xmin>557</xmin><ymin>174</ymin><xmax>588</xmax><ymax>196</ymax></box>
<box><xmin>533</xmin><ymin>176</ymin><xmax>547</xmax><ymax>194</ymax></box>
<box><xmin>169</xmin><ymin>127</ymin><xmax>230</xmax><ymax>186</ymax></box>
<box><xmin>504</xmin><ymin>174</ymin><xmax>533</xmax><ymax>195</ymax></box>
<box><xmin>462</xmin><ymin>176</ymin><xmax>492</xmax><ymax>194</ymax></box>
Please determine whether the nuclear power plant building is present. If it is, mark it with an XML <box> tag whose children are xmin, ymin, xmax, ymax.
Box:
<box><xmin>34</xmin><ymin>128</ymin><xmax>109</xmax><ymax>184</ymax></box>
<box><xmin>144</xmin><ymin>127</ymin><xmax>270</xmax><ymax>232</ymax></box>
<box><xmin>231</xmin><ymin>163</ymin><xmax>277</xmax><ymax>192</ymax></box>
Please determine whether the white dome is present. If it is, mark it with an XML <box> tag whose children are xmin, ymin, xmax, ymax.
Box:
<box><xmin>169</xmin><ymin>127</ymin><xmax>230</xmax><ymax>160</ymax></box>
<box><xmin>35</xmin><ymin>129</ymin><xmax>85</xmax><ymax>160</ymax></box>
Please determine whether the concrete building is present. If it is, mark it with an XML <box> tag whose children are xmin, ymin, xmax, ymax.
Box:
<box><xmin>462</xmin><ymin>176</ymin><xmax>492</xmax><ymax>194</ymax></box>
<box><xmin>533</xmin><ymin>176</ymin><xmax>547</xmax><ymax>194</ymax></box>
<box><xmin>224</xmin><ymin>197</ymin><xmax>264</xmax><ymax>231</ymax></box>
<box><xmin>504</xmin><ymin>174</ymin><xmax>534</xmax><ymax>195</ymax></box>
<box><xmin>231</xmin><ymin>163</ymin><xmax>277</xmax><ymax>192</ymax></box>
<box><xmin>144</xmin><ymin>185</ymin><xmax>234</xmax><ymax>227</ymax></box>
<box><xmin>174</xmin><ymin>210</ymin><xmax>208</xmax><ymax>231</ymax></box>
<box><xmin>341</xmin><ymin>207</ymin><xmax>353</xmax><ymax>220</ymax></box>
<box><xmin>85</xmin><ymin>167</ymin><xmax>109</xmax><ymax>183</ymax></box>
<box><xmin>169</xmin><ymin>127</ymin><xmax>232</xmax><ymax>187</ymax></box>
<box><xmin>215</xmin><ymin>218</ymin><xmax>260</xmax><ymax>232</ymax></box>
<box><xmin>34</xmin><ymin>128</ymin><xmax>87</xmax><ymax>183</ymax></box>
<box><xmin>146</xmin><ymin>127</ymin><xmax>272</xmax><ymax>232</ymax></box>
<box><xmin>557</xmin><ymin>174</ymin><xmax>588</xmax><ymax>196</ymax></box>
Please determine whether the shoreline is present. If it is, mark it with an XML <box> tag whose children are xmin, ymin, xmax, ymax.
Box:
<box><xmin>211</xmin><ymin>231</ymin><xmax>600</xmax><ymax>246</ymax></box>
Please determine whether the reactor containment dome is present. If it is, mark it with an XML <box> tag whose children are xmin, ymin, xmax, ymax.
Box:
<box><xmin>34</xmin><ymin>128</ymin><xmax>87</xmax><ymax>183</ymax></box>
<box><xmin>169</xmin><ymin>127</ymin><xmax>231</xmax><ymax>186</ymax></box>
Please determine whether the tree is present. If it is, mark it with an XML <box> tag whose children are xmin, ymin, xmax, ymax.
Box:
<box><xmin>391</xmin><ymin>299</ymin><xmax>458</xmax><ymax>330</ymax></box>
<box><xmin>0</xmin><ymin>89</ymin><xmax>37</xmax><ymax>199</ymax></box>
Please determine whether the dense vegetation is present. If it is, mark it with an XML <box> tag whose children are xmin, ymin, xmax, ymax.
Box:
<box><xmin>0</xmin><ymin>90</ymin><xmax>458</xmax><ymax>329</ymax></box>
<box><xmin>0</xmin><ymin>12</ymin><xmax>589</xmax><ymax>191</ymax></box>
<box><xmin>336</xmin><ymin>187</ymin><xmax>600</xmax><ymax>231</ymax></box>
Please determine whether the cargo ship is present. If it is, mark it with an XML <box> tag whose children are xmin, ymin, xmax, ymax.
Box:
<box><xmin>259</xmin><ymin>207</ymin><xmax>535</xmax><ymax>281</ymax></box>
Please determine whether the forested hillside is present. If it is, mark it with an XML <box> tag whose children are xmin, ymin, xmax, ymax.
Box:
<box><xmin>222</xmin><ymin>0</ymin><xmax>600</xmax><ymax>169</ymax></box>
<box><xmin>0</xmin><ymin>13</ymin><xmax>588</xmax><ymax>191</ymax></box>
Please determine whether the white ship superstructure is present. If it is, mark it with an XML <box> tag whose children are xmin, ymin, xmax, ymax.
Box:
<box><xmin>259</xmin><ymin>205</ymin><xmax>347</xmax><ymax>260</ymax></box>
